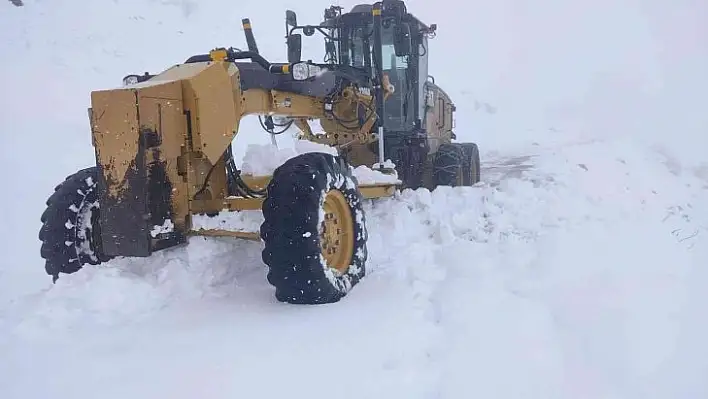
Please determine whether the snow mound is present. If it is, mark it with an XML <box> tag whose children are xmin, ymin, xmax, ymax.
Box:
<box><xmin>241</xmin><ymin>140</ymin><xmax>401</xmax><ymax>185</ymax></box>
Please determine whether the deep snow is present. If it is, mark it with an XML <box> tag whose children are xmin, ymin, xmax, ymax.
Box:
<box><xmin>1</xmin><ymin>0</ymin><xmax>707</xmax><ymax>398</ymax></box>
<box><xmin>2</xmin><ymin>137</ymin><xmax>707</xmax><ymax>399</ymax></box>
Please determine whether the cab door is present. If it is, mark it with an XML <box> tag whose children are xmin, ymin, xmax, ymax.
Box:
<box><xmin>380</xmin><ymin>25</ymin><xmax>415</xmax><ymax>133</ymax></box>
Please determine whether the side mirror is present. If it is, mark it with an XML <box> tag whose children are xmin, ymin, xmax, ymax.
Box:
<box><xmin>394</xmin><ymin>23</ymin><xmax>412</xmax><ymax>56</ymax></box>
<box><xmin>287</xmin><ymin>34</ymin><xmax>302</xmax><ymax>63</ymax></box>
<box><xmin>286</xmin><ymin>10</ymin><xmax>298</xmax><ymax>27</ymax></box>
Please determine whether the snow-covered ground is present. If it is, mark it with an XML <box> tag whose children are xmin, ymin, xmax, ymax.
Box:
<box><xmin>1</xmin><ymin>1</ymin><xmax>707</xmax><ymax>398</ymax></box>
<box><xmin>2</xmin><ymin>137</ymin><xmax>706</xmax><ymax>398</ymax></box>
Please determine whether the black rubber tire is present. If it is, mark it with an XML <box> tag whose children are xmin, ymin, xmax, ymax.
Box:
<box><xmin>260</xmin><ymin>152</ymin><xmax>368</xmax><ymax>305</ymax></box>
<box><xmin>433</xmin><ymin>143</ymin><xmax>466</xmax><ymax>187</ymax></box>
<box><xmin>39</xmin><ymin>167</ymin><xmax>113</xmax><ymax>282</ymax></box>
<box><xmin>460</xmin><ymin>142</ymin><xmax>481</xmax><ymax>185</ymax></box>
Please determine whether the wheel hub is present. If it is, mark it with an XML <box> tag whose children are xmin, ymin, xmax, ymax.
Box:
<box><xmin>320</xmin><ymin>189</ymin><xmax>354</xmax><ymax>274</ymax></box>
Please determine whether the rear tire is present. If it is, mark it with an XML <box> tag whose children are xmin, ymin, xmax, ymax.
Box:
<box><xmin>433</xmin><ymin>143</ymin><xmax>466</xmax><ymax>187</ymax></box>
<box><xmin>39</xmin><ymin>167</ymin><xmax>113</xmax><ymax>282</ymax></box>
<box><xmin>260</xmin><ymin>152</ymin><xmax>368</xmax><ymax>305</ymax></box>
<box><xmin>460</xmin><ymin>142</ymin><xmax>481</xmax><ymax>185</ymax></box>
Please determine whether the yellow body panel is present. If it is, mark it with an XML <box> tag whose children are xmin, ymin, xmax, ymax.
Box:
<box><xmin>90</xmin><ymin>59</ymin><xmax>398</xmax><ymax>251</ymax></box>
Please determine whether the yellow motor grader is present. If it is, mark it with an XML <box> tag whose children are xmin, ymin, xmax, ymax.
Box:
<box><xmin>39</xmin><ymin>0</ymin><xmax>481</xmax><ymax>304</ymax></box>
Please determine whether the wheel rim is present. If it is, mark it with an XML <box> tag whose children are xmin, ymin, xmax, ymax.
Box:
<box><xmin>320</xmin><ymin>189</ymin><xmax>354</xmax><ymax>274</ymax></box>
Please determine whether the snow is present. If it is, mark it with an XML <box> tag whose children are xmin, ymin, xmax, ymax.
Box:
<box><xmin>76</xmin><ymin>200</ymin><xmax>99</xmax><ymax>261</ymax></box>
<box><xmin>1</xmin><ymin>1</ymin><xmax>708</xmax><ymax>398</ymax></box>
<box><xmin>242</xmin><ymin>140</ymin><xmax>401</xmax><ymax>185</ymax></box>
<box><xmin>3</xmin><ymin>137</ymin><xmax>706</xmax><ymax>398</ymax></box>
<box><xmin>150</xmin><ymin>219</ymin><xmax>175</xmax><ymax>238</ymax></box>
<box><xmin>192</xmin><ymin>210</ymin><xmax>263</xmax><ymax>232</ymax></box>
<box><xmin>241</xmin><ymin>140</ymin><xmax>338</xmax><ymax>176</ymax></box>
<box><xmin>373</xmin><ymin>159</ymin><xmax>397</xmax><ymax>170</ymax></box>
<box><xmin>352</xmin><ymin>164</ymin><xmax>400</xmax><ymax>185</ymax></box>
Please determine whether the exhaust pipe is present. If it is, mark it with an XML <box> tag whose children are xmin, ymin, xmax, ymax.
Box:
<box><xmin>242</xmin><ymin>18</ymin><xmax>260</xmax><ymax>54</ymax></box>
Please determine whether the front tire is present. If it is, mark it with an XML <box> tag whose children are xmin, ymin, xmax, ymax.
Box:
<box><xmin>39</xmin><ymin>167</ymin><xmax>113</xmax><ymax>282</ymax></box>
<box><xmin>260</xmin><ymin>152</ymin><xmax>368</xmax><ymax>304</ymax></box>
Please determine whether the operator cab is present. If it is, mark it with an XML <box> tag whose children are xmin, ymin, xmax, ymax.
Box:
<box><xmin>286</xmin><ymin>0</ymin><xmax>438</xmax><ymax>137</ymax></box>
<box><xmin>335</xmin><ymin>3</ymin><xmax>435</xmax><ymax>135</ymax></box>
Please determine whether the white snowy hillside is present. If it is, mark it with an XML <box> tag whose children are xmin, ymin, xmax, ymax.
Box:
<box><xmin>1</xmin><ymin>1</ymin><xmax>707</xmax><ymax>398</ymax></box>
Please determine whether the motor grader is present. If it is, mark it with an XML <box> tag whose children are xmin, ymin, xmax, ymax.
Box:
<box><xmin>39</xmin><ymin>0</ymin><xmax>481</xmax><ymax>305</ymax></box>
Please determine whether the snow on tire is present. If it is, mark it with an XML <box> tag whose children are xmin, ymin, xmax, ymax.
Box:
<box><xmin>39</xmin><ymin>167</ymin><xmax>113</xmax><ymax>282</ymax></box>
<box><xmin>260</xmin><ymin>152</ymin><xmax>368</xmax><ymax>305</ymax></box>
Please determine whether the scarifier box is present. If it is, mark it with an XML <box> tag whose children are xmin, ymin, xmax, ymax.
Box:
<box><xmin>90</xmin><ymin>62</ymin><xmax>240</xmax><ymax>257</ymax></box>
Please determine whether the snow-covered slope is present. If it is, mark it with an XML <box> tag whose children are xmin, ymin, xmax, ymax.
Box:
<box><xmin>1</xmin><ymin>1</ymin><xmax>707</xmax><ymax>398</ymax></box>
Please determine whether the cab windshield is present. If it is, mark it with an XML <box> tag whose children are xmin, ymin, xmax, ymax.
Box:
<box><xmin>339</xmin><ymin>21</ymin><xmax>414</xmax><ymax>131</ymax></box>
<box><xmin>341</xmin><ymin>23</ymin><xmax>408</xmax><ymax>71</ymax></box>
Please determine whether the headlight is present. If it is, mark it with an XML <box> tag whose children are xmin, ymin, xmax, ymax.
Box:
<box><xmin>292</xmin><ymin>63</ymin><xmax>309</xmax><ymax>81</ymax></box>
<box><xmin>122</xmin><ymin>75</ymin><xmax>139</xmax><ymax>86</ymax></box>
<box><xmin>291</xmin><ymin>62</ymin><xmax>325</xmax><ymax>81</ymax></box>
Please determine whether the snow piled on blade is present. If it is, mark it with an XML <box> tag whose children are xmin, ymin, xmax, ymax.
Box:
<box><xmin>192</xmin><ymin>210</ymin><xmax>263</xmax><ymax>232</ymax></box>
<box><xmin>352</xmin><ymin>164</ymin><xmax>400</xmax><ymax>185</ymax></box>
<box><xmin>1</xmin><ymin>137</ymin><xmax>706</xmax><ymax>398</ymax></box>
<box><xmin>241</xmin><ymin>140</ymin><xmax>401</xmax><ymax>185</ymax></box>
<box><xmin>241</xmin><ymin>140</ymin><xmax>338</xmax><ymax>176</ymax></box>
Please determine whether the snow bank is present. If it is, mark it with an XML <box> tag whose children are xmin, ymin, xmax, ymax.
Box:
<box><xmin>241</xmin><ymin>140</ymin><xmax>401</xmax><ymax>185</ymax></box>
